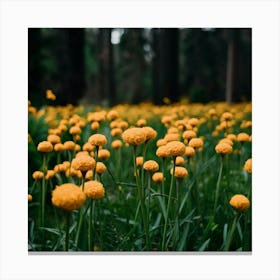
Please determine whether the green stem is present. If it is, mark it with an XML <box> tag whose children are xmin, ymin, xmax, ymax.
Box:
<box><xmin>213</xmin><ymin>156</ymin><xmax>224</xmax><ymax>215</ymax></box>
<box><xmin>162</xmin><ymin>156</ymin><xmax>176</xmax><ymax>251</ymax></box>
<box><xmin>64</xmin><ymin>211</ymin><xmax>71</xmax><ymax>251</ymax></box>
<box><xmin>224</xmin><ymin>212</ymin><xmax>240</xmax><ymax>251</ymax></box>
<box><xmin>88</xmin><ymin>199</ymin><xmax>95</xmax><ymax>251</ymax></box>
<box><xmin>41</xmin><ymin>153</ymin><xmax>48</xmax><ymax>228</ymax></box>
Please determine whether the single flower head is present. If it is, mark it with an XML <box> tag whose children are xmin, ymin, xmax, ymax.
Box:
<box><xmin>165</xmin><ymin>141</ymin><xmax>186</xmax><ymax>157</ymax></box>
<box><xmin>152</xmin><ymin>172</ymin><xmax>164</xmax><ymax>183</ymax></box>
<box><xmin>215</xmin><ymin>142</ymin><xmax>233</xmax><ymax>155</ymax></box>
<box><xmin>37</xmin><ymin>141</ymin><xmax>53</xmax><ymax>153</ymax></box>
<box><xmin>243</xmin><ymin>158</ymin><xmax>252</xmax><ymax>173</ymax></box>
<box><xmin>71</xmin><ymin>154</ymin><xmax>96</xmax><ymax>172</ymax></box>
<box><xmin>229</xmin><ymin>194</ymin><xmax>250</xmax><ymax>211</ymax></box>
<box><xmin>83</xmin><ymin>180</ymin><xmax>105</xmax><ymax>199</ymax></box>
<box><xmin>122</xmin><ymin>127</ymin><xmax>147</xmax><ymax>146</ymax></box>
<box><xmin>88</xmin><ymin>134</ymin><xmax>107</xmax><ymax>147</ymax></box>
<box><xmin>143</xmin><ymin>160</ymin><xmax>159</xmax><ymax>173</ymax></box>
<box><xmin>170</xmin><ymin>166</ymin><xmax>189</xmax><ymax>179</ymax></box>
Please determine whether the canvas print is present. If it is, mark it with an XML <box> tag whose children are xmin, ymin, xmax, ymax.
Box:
<box><xmin>28</xmin><ymin>28</ymin><xmax>252</xmax><ymax>252</ymax></box>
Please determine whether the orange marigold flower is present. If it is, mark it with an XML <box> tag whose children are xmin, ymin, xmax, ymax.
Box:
<box><xmin>156</xmin><ymin>139</ymin><xmax>167</xmax><ymax>147</ymax></box>
<box><xmin>143</xmin><ymin>160</ymin><xmax>159</xmax><ymax>172</ymax></box>
<box><xmin>88</xmin><ymin>134</ymin><xmax>107</xmax><ymax>147</ymax></box>
<box><xmin>137</xmin><ymin>118</ymin><xmax>147</xmax><ymax>127</ymax></box>
<box><xmin>152</xmin><ymin>172</ymin><xmax>164</xmax><ymax>182</ymax></box>
<box><xmin>83</xmin><ymin>180</ymin><xmax>105</xmax><ymax>199</ymax></box>
<box><xmin>143</xmin><ymin>126</ymin><xmax>157</xmax><ymax>142</ymax></box>
<box><xmin>237</xmin><ymin>132</ymin><xmax>250</xmax><ymax>143</ymax></box>
<box><xmin>71</xmin><ymin>155</ymin><xmax>95</xmax><ymax>172</ymax></box>
<box><xmin>82</xmin><ymin>142</ymin><xmax>94</xmax><ymax>152</ymax></box>
<box><xmin>188</xmin><ymin>118</ymin><xmax>199</xmax><ymax>127</ymax></box>
<box><xmin>221</xmin><ymin>112</ymin><xmax>233</xmax><ymax>121</ymax></box>
<box><xmin>243</xmin><ymin>158</ymin><xmax>252</xmax><ymax>173</ymax></box>
<box><xmin>69</xmin><ymin>125</ymin><xmax>82</xmax><ymax>135</ymax></box>
<box><xmin>215</xmin><ymin>142</ymin><xmax>233</xmax><ymax>155</ymax></box>
<box><xmin>166</xmin><ymin>141</ymin><xmax>186</xmax><ymax>157</ymax></box>
<box><xmin>90</xmin><ymin>121</ymin><xmax>100</xmax><ymax>131</ymax></box>
<box><xmin>52</xmin><ymin>183</ymin><xmax>86</xmax><ymax>211</ymax></box>
<box><xmin>188</xmin><ymin>138</ymin><xmax>203</xmax><ymax>149</ymax></box>
<box><xmin>219</xmin><ymin>138</ymin><xmax>233</xmax><ymax>146</ymax></box>
<box><xmin>183</xmin><ymin>130</ymin><xmax>196</xmax><ymax>141</ymax></box>
<box><xmin>96</xmin><ymin>162</ymin><xmax>107</xmax><ymax>174</ymax></box>
<box><xmin>37</xmin><ymin>141</ymin><xmax>53</xmax><ymax>153</ymax></box>
<box><xmin>175</xmin><ymin>156</ymin><xmax>185</xmax><ymax>166</ymax></box>
<box><xmin>45</xmin><ymin>170</ymin><xmax>56</xmax><ymax>180</ymax></box>
<box><xmin>170</xmin><ymin>166</ymin><xmax>189</xmax><ymax>178</ymax></box>
<box><xmin>226</xmin><ymin>134</ymin><xmax>236</xmax><ymax>142</ymax></box>
<box><xmin>64</xmin><ymin>141</ymin><xmax>76</xmax><ymax>151</ymax></box>
<box><xmin>107</xmin><ymin>110</ymin><xmax>119</xmax><ymax>121</ymax></box>
<box><xmin>47</xmin><ymin>134</ymin><xmax>61</xmax><ymax>144</ymax></box>
<box><xmin>122</xmin><ymin>127</ymin><xmax>146</xmax><ymax>146</ymax></box>
<box><xmin>111</xmin><ymin>128</ymin><xmax>123</xmax><ymax>137</ymax></box>
<box><xmin>98</xmin><ymin>149</ymin><xmax>111</xmax><ymax>160</ymax></box>
<box><xmin>54</xmin><ymin>143</ymin><xmax>65</xmax><ymax>152</ymax></box>
<box><xmin>156</xmin><ymin>145</ymin><xmax>169</xmax><ymax>158</ymax></box>
<box><xmin>136</xmin><ymin>156</ymin><xmax>144</xmax><ymax>167</ymax></box>
<box><xmin>185</xmin><ymin>146</ymin><xmax>195</xmax><ymax>157</ymax></box>
<box><xmin>111</xmin><ymin>139</ymin><xmax>123</xmax><ymax>149</ymax></box>
<box><xmin>46</xmin><ymin>89</ymin><xmax>56</xmax><ymax>100</ymax></box>
<box><xmin>28</xmin><ymin>194</ymin><xmax>33</xmax><ymax>202</ymax></box>
<box><xmin>229</xmin><ymin>194</ymin><xmax>250</xmax><ymax>211</ymax></box>
<box><xmin>164</xmin><ymin>133</ymin><xmax>180</xmax><ymax>142</ymax></box>
<box><xmin>32</xmin><ymin>171</ymin><xmax>44</xmax><ymax>180</ymax></box>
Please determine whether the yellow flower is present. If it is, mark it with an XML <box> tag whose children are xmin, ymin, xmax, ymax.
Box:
<box><xmin>91</xmin><ymin>121</ymin><xmax>100</xmax><ymax>131</ymax></box>
<box><xmin>188</xmin><ymin>138</ymin><xmax>203</xmax><ymax>149</ymax></box>
<box><xmin>111</xmin><ymin>128</ymin><xmax>123</xmax><ymax>137</ymax></box>
<box><xmin>69</xmin><ymin>125</ymin><xmax>82</xmax><ymax>135</ymax></box>
<box><xmin>64</xmin><ymin>141</ymin><xmax>76</xmax><ymax>151</ymax></box>
<box><xmin>152</xmin><ymin>172</ymin><xmax>164</xmax><ymax>183</ymax></box>
<box><xmin>45</xmin><ymin>170</ymin><xmax>56</xmax><ymax>180</ymax></box>
<box><xmin>215</xmin><ymin>142</ymin><xmax>233</xmax><ymax>155</ymax></box>
<box><xmin>237</xmin><ymin>132</ymin><xmax>250</xmax><ymax>143</ymax></box>
<box><xmin>143</xmin><ymin>126</ymin><xmax>157</xmax><ymax>142</ymax></box>
<box><xmin>143</xmin><ymin>160</ymin><xmax>159</xmax><ymax>172</ymax></box>
<box><xmin>137</xmin><ymin>118</ymin><xmax>147</xmax><ymax>127</ymax></box>
<box><xmin>97</xmin><ymin>149</ymin><xmax>111</xmax><ymax>160</ymax></box>
<box><xmin>166</xmin><ymin>141</ymin><xmax>186</xmax><ymax>157</ymax></box>
<box><xmin>170</xmin><ymin>166</ymin><xmax>189</xmax><ymax>178</ymax></box>
<box><xmin>52</xmin><ymin>183</ymin><xmax>86</xmax><ymax>211</ymax></box>
<box><xmin>164</xmin><ymin>133</ymin><xmax>180</xmax><ymax>142</ymax></box>
<box><xmin>229</xmin><ymin>194</ymin><xmax>250</xmax><ymax>211</ymax></box>
<box><xmin>156</xmin><ymin>145</ymin><xmax>169</xmax><ymax>158</ymax></box>
<box><xmin>226</xmin><ymin>134</ymin><xmax>236</xmax><ymax>142</ymax></box>
<box><xmin>82</xmin><ymin>142</ymin><xmax>94</xmax><ymax>152</ymax></box>
<box><xmin>32</xmin><ymin>171</ymin><xmax>44</xmax><ymax>180</ymax></box>
<box><xmin>221</xmin><ymin>112</ymin><xmax>233</xmax><ymax>121</ymax></box>
<box><xmin>156</xmin><ymin>139</ymin><xmax>167</xmax><ymax>147</ymax></box>
<box><xmin>175</xmin><ymin>156</ymin><xmax>185</xmax><ymax>166</ymax></box>
<box><xmin>188</xmin><ymin>118</ymin><xmax>199</xmax><ymax>127</ymax></box>
<box><xmin>107</xmin><ymin>110</ymin><xmax>119</xmax><ymax>121</ymax></box>
<box><xmin>83</xmin><ymin>180</ymin><xmax>105</xmax><ymax>199</ymax></box>
<box><xmin>218</xmin><ymin>138</ymin><xmax>233</xmax><ymax>146</ymax></box>
<box><xmin>54</xmin><ymin>143</ymin><xmax>65</xmax><ymax>152</ymax></box>
<box><xmin>111</xmin><ymin>140</ymin><xmax>123</xmax><ymax>149</ymax></box>
<box><xmin>243</xmin><ymin>158</ymin><xmax>252</xmax><ymax>173</ymax></box>
<box><xmin>122</xmin><ymin>127</ymin><xmax>146</xmax><ymax>146</ymax></box>
<box><xmin>47</xmin><ymin>134</ymin><xmax>61</xmax><ymax>144</ymax></box>
<box><xmin>71</xmin><ymin>155</ymin><xmax>95</xmax><ymax>172</ymax></box>
<box><xmin>28</xmin><ymin>194</ymin><xmax>33</xmax><ymax>202</ymax></box>
<box><xmin>185</xmin><ymin>146</ymin><xmax>195</xmax><ymax>157</ymax></box>
<box><xmin>96</xmin><ymin>162</ymin><xmax>107</xmax><ymax>174</ymax></box>
<box><xmin>37</xmin><ymin>141</ymin><xmax>53</xmax><ymax>153</ymax></box>
<box><xmin>182</xmin><ymin>130</ymin><xmax>196</xmax><ymax>141</ymax></box>
<box><xmin>136</xmin><ymin>156</ymin><xmax>144</xmax><ymax>167</ymax></box>
<box><xmin>46</xmin><ymin>89</ymin><xmax>56</xmax><ymax>100</ymax></box>
<box><xmin>88</xmin><ymin>134</ymin><xmax>107</xmax><ymax>147</ymax></box>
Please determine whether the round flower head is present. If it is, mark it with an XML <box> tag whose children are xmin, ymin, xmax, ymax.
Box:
<box><xmin>208</xmin><ymin>108</ymin><xmax>217</xmax><ymax>117</ymax></box>
<box><xmin>122</xmin><ymin>127</ymin><xmax>146</xmax><ymax>146</ymax></box>
<box><xmin>219</xmin><ymin>138</ymin><xmax>233</xmax><ymax>146</ymax></box>
<box><xmin>88</xmin><ymin>133</ymin><xmax>107</xmax><ymax>147</ymax></box>
<box><xmin>52</xmin><ymin>183</ymin><xmax>86</xmax><ymax>211</ymax></box>
<box><xmin>37</xmin><ymin>141</ymin><xmax>53</xmax><ymax>153</ymax></box>
<box><xmin>243</xmin><ymin>158</ymin><xmax>252</xmax><ymax>173</ymax></box>
<box><xmin>183</xmin><ymin>130</ymin><xmax>196</xmax><ymax>141</ymax></box>
<box><xmin>28</xmin><ymin>194</ymin><xmax>33</xmax><ymax>202</ymax></box>
<box><xmin>156</xmin><ymin>145</ymin><xmax>169</xmax><ymax>158</ymax></box>
<box><xmin>107</xmin><ymin>110</ymin><xmax>119</xmax><ymax>121</ymax></box>
<box><xmin>188</xmin><ymin>138</ymin><xmax>203</xmax><ymax>149</ymax></box>
<box><xmin>64</xmin><ymin>141</ymin><xmax>76</xmax><ymax>151</ymax></box>
<box><xmin>75</xmin><ymin>144</ymin><xmax>81</xmax><ymax>152</ymax></box>
<box><xmin>71</xmin><ymin>154</ymin><xmax>96</xmax><ymax>172</ymax></box>
<box><xmin>170</xmin><ymin>166</ymin><xmax>189</xmax><ymax>179</ymax></box>
<box><xmin>83</xmin><ymin>180</ymin><xmax>105</xmax><ymax>199</ymax></box>
<box><xmin>143</xmin><ymin>126</ymin><xmax>157</xmax><ymax>142</ymax></box>
<box><xmin>136</xmin><ymin>156</ymin><xmax>144</xmax><ymax>167</ymax></box>
<box><xmin>69</xmin><ymin>125</ymin><xmax>82</xmax><ymax>135</ymax></box>
<box><xmin>215</xmin><ymin>142</ymin><xmax>233</xmax><ymax>155</ymax></box>
<box><xmin>98</xmin><ymin>149</ymin><xmax>111</xmax><ymax>160</ymax></box>
<box><xmin>237</xmin><ymin>132</ymin><xmax>250</xmax><ymax>143</ymax></box>
<box><xmin>47</xmin><ymin>134</ymin><xmax>61</xmax><ymax>144</ymax></box>
<box><xmin>175</xmin><ymin>156</ymin><xmax>185</xmax><ymax>166</ymax></box>
<box><xmin>143</xmin><ymin>160</ymin><xmax>159</xmax><ymax>173</ymax></box>
<box><xmin>54</xmin><ymin>143</ymin><xmax>65</xmax><ymax>152</ymax></box>
<box><xmin>229</xmin><ymin>194</ymin><xmax>250</xmax><ymax>211</ymax></box>
<box><xmin>137</xmin><ymin>118</ymin><xmax>147</xmax><ymax>127</ymax></box>
<box><xmin>152</xmin><ymin>172</ymin><xmax>164</xmax><ymax>182</ymax></box>
<box><xmin>111</xmin><ymin>128</ymin><xmax>123</xmax><ymax>137</ymax></box>
<box><xmin>111</xmin><ymin>139</ymin><xmax>123</xmax><ymax>149</ymax></box>
<box><xmin>226</xmin><ymin>133</ymin><xmax>236</xmax><ymax>142</ymax></box>
<box><xmin>156</xmin><ymin>139</ymin><xmax>167</xmax><ymax>147</ymax></box>
<box><xmin>164</xmin><ymin>133</ymin><xmax>180</xmax><ymax>142</ymax></box>
<box><xmin>96</xmin><ymin>162</ymin><xmax>107</xmax><ymax>174</ymax></box>
<box><xmin>85</xmin><ymin>170</ymin><xmax>93</xmax><ymax>180</ymax></box>
<box><xmin>185</xmin><ymin>146</ymin><xmax>195</xmax><ymax>157</ymax></box>
<box><xmin>188</xmin><ymin>118</ymin><xmax>199</xmax><ymax>127</ymax></box>
<box><xmin>119</xmin><ymin>121</ymin><xmax>129</xmax><ymax>130</ymax></box>
<box><xmin>46</xmin><ymin>89</ymin><xmax>56</xmax><ymax>100</ymax></box>
<box><xmin>221</xmin><ymin>112</ymin><xmax>233</xmax><ymax>121</ymax></box>
<box><xmin>91</xmin><ymin>121</ymin><xmax>100</xmax><ymax>131</ymax></box>
<box><xmin>82</xmin><ymin>142</ymin><xmax>94</xmax><ymax>152</ymax></box>
<box><xmin>45</xmin><ymin>170</ymin><xmax>56</xmax><ymax>180</ymax></box>
<box><xmin>166</xmin><ymin>141</ymin><xmax>186</xmax><ymax>157</ymax></box>
<box><xmin>32</xmin><ymin>171</ymin><xmax>44</xmax><ymax>180</ymax></box>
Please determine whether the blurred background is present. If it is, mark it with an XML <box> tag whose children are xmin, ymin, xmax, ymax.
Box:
<box><xmin>28</xmin><ymin>28</ymin><xmax>252</xmax><ymax>107</ymax></box>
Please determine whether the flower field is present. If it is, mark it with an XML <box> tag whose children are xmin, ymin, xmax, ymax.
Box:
<box><xmin>28</xmin><ymin>97</ymin><xmax>252</xmax><ymax>252</ymax></box>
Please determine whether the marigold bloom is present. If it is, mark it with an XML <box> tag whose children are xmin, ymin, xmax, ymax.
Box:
<box><xmin>226</xmin><ymin>134</ymin><xmax>236</xmax><ymax>142</ymax></box>
<box><xmin>96</xmin><ymin>162</ymin><xmax>107</xmax><ymax>174</ymax></box>
<box><xmin>88</xmin><ymin>134</ymin><xmax>107</xmax><ymax>147</ymax></box>
<box><xmin>37</xmin><ymin>141</ymin><xmax>53</xmax><ymax>153</ymax></box>
<box><xmin>215</xmin><ymin>142</ymin><xmax>233</xmax><ymax>155</ymax></box>
<box><xmin>237</xmin><ymin>132</ymin><xmax>250</xmax><ymax>142</ymax></box>
<box><xmin>83</xmin><ymin>180</ymin><xmax>105</xmax><ymax>199</ymax></box>
<box><xmin>137</xmin><ymin>118</ymin><xmax>147</xmax><ymax>127</ymax></box>
<box><xmin>229</xmin><ymin>194</ymin><xmax>250</xmax><ymax>211</ymax></box>
<box><xmin>143</xmin><ymin>160</ymin><xmax>159</xmax><ymax>172</ymax></box>
<box><xmin>175</xmin><ymin>156</ymin><xmax>185</xmax><ymax>166</ymax></box>
<box><xmin>28</xmin><ymin>194</ymin><xmax>33</xmax><ymax>202</ymax></box>
<box><xmin>85</xmin><ymin>170</ymin><xmax>93</xmax><ymax>180</ymax></box>
<box><xmin>152</xmin><ymin>172</ymin><xmax>164</xmax><ymax>182</ymax></box>
<box><xmin>119</xmin><ymin>121</ymin><xmax>129</xmax><ymax>130</ymax></box>
<box><xmin>90</xmin><ymin>121</ymin><xmax>100</xmax><ymax>131</ymax></box>
<box><xmin>188</xmin><ymin>118</ymin><xmax>199</xmax><ymax>127</ymax></box>
<box><xmin>208</xmin><ymin>108</ymin><xmax>217</xmax><ymax>117</ymax></box>
<box><xmin>188</xmin><ymin>138</ymin><xmax>203</xmax><ymax>149</ymax></box>
<box><xmin>185</xmin><ymin>146</ymin><xmax>195</xmax><ymax>157</ymax></box>
<box><xmin>47</xmin><ymin>134</ymin><xmax>61</xmax><ymax>144</ymax></box>
<box><xmin>182</xmin><ymin>130</ymin><xmax>196</xmax><ymax>141</ymax></box>
<box><xmin>64</xmin><ymin>141</ymin><xmax>76</xmax><ymax>151</ymax></box>
<box><xmin>122</xmin><ymin>127</ymin><xmax>146</xmax><ymax>146</ymax></box>
<box><xmin>82</xmin><ymin>142</ymin><xmax>94</xmax><ymax>152</ymax></box>
<box><xmin>164</xmin><ymin>133</ymin><xmax>180</xmax><ymax>142</ymax></box>
<box><xmin>168</xmin><ymin>127</ymin><xmax>179</xmax><ymax>134</ymax></box>
<box><xmin>111</xmin><ymin>128</ymin><xmax>123</xmax><ymax>137</ymax></box>
<box><xmin>111</xmin><ymin>139</ymin><xmax>123</xmax><ymax>149</ymax></box>
<box><xmin>98</xmin><ymin>149</ymin><xmax>111</xmax><ymax>160</ymax></box>
<box><xmin>143</xmin><ymin>126</ymin><xmax>157</xmax><ymax>142</ymax></box>
<box><xmin>170</xmin><ymin>166</ymin><xmax>189</xmax><ymax>178</ymax></box>
<box><xmin>54</xmin><ymin>143</ymin><xmax>65</xmax><ymax>152</ymax></box>
<box><xmin>156</xmin><ymin>139</ymin><xmax>167</xmax><ymax>147</ymax></box>
<box><xmin>219</xmin><ymin>138</ymin><xmax>233</xmax><ymax>146</ymax></box>
<box><xmin>32</xmin><ymin>171</ymin><xmax>44</xmax><ymax>180</ymax></box>
<box><xmin>107</xmin><ymin>110</ymin><xmax>119</xmax><ymax>121</ymax></box>
<box><xmin>52</xmin><ymin>183</ymin><xmax>86</xmax><ymax>211</ymax></box>
<box><xmin>221</xmin><ymin>112</ymin><xmax>233</xmax><ymax>121</ymax></box>
<box><xmin>243</xmin><ymin>158</ymin><xmax>252</xmax><ymax>173</ymax></box>
<box><xmin>45</xmin><ymin>170</ymin><xmax>56</xmax><ymax>180</ymax></box>
<box><xmin>69</xmin><ymin>125</ymin><xmax>82</xmax><ymax>135</ymax></box>
<box><xmin>166</xmin><ymin>141</ymin><xmax>186</xmax><ymax>157</ymax></box>
<box><xmin>71</xmin><ymin>155</ymin><xmax>95</xmax><ymax>172</ymax></box>
<box><xmin>136</xmin><ymin>156</ymin><xmax>144</xmax><ymax>167</ymax></box>
<box><xmin>156</xmin><ymin>145</ymin><xmax>169</xmax><ymax>158</ymax></box>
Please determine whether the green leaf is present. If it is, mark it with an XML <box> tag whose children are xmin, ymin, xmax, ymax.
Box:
<box><xmin>198</xmin><ymin>238</ymin><xmax>211</xmax><ymax>251</ymax></box>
